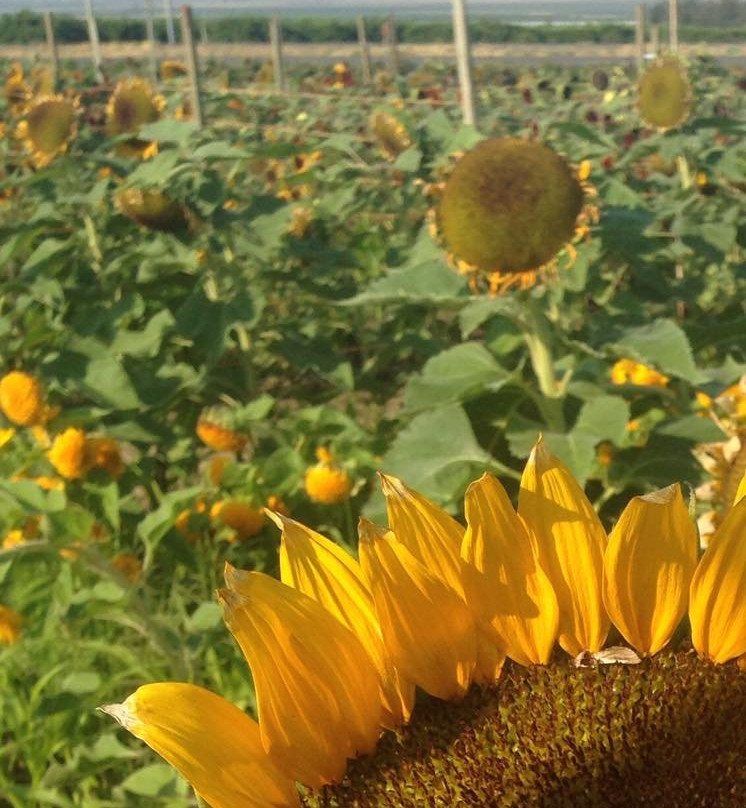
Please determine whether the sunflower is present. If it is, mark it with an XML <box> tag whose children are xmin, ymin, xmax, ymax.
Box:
<box><xmin>16</xmin><ymin>95</ymin><xmax>77</xmax><ymax>168</ymax></box>
<box><xmin>106</xmin><ymin>78</ymin><xmax>165</xmax><ymax>158</ymax></box>
<box><xmin>694</xmin><ymin>377</ymin><xmax>746</xmax><ymax>542</ymax></box>
<box><xmin>369</xmin><ymin>110</ymin><xmax>413</xmax><ymax>160</ymax></box>
<box><xmin>638</xmin><ymin>56</ymin><xmax>692</xmax><ymax>131</ymax></box>
<box><xmin>104</xmin><ymin>437</ymin><xmax>746</xmax><ymax>807</ymax></box>
<box><xmin>0</xmin><ymin>370</ymin><xmax>44</xmax><ymax>426</ymax></box>
<box><xmin>115</xmin><ymin>188</ymin><xmax>189</xmax><ymax>233</ymax></box>
<box><xmin>3</xmin><ymin>62</ymin><xmax>29</xmax><ymax>115</ymax></box>
<box><xmin>432</xmin><ymin>138</ymin><xmax>598</xmax><ymax>294</ymax></box>
<box><xmin>610</xmin><ymin>357</ymin><xmax>669</xmax><ymax>388</ymax></box>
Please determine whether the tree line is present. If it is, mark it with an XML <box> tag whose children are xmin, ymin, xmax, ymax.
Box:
<box><xmin>0</xmin><ymin>8</ymin><xmax>744</xmax><ymax>46</ymax></box>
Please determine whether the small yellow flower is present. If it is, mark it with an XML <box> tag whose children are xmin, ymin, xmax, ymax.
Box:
<box><xmin>2</xmin><ymin>530</ymin><xmax>25</xmax><ymax>549</ymax></box>
<box><xmin>304</xmin><ymin>448</ymin><xmax>352</xmax><ymax>504</ymax></box>
<box><xmin>210</xmin><ymin>499</ymin><xmax>265</xmax><ymax>541</ymax></box>
<box><xmin>112</xmin><ymin>552</ymin><xmax>142</xmax><ymax>582</ymax></box>
<box><xmin>47</xmin><ymin>427</ymin><xmax>89</xmax><ymax>479</ymax></box>
<box><xmin>196</xmin><ymin>418</ymin><xmax>247</xmax><ymax>453</ymax></box>
<box><xmin>31</xmin><ymin>475</ymin><xmax>64</xmax><ymax>491</ymax></box>
<box><xmin>0</xmin><ymin>427</ymin><xmax>15</xmax><ymax>448</ymax></box>
<box><xmin>0</xmin><ymin>605</ymin><xmax>23</xmax><ymax>644</ymax></box>
<box><xmin>87</xmin><ymin>436</ymin><xmax>124</xmax><ymax>477</ymax></box>
<box><xmin>610</xmin><ymin>358</ymin><xmax>669</xmax><ymax>388</ymax></box>
<box><xmin>174</xmin><ymin>500</ymin><xmax>208</xmax><ymax>543</ymax></box>
<box><xmin>577</xmin><ymin>159</ymin><xmax>592</xmax><ymax>181</ymax></box>
<box><xmin>0</xmin><ymin>371</ymin><xmax>44</xmax><ymax>426</ymax></box>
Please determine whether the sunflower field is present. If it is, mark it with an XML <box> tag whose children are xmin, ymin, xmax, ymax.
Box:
<box><xmin>0</xmin><ymin>48</ymin><xmax>745</xmax><ymax>808</ymax></box>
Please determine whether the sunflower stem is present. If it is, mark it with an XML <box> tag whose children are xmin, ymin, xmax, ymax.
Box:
<box><xmin>520</xmin><ymin>299</ymin><xmax>565</xmax><ymax>431</ymax></box>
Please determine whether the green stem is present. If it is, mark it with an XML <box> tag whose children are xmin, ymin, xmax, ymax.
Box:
<box><xmin>520</xmin><ymin>298</ymin><xmax>566</xmax><ymax>432</ymax></box>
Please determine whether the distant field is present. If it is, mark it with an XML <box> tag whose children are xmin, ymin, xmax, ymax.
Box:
<box><xmin>2</xmin><ymin>39</ymin><xmax>746</xmax><ymax>64</ymax></box>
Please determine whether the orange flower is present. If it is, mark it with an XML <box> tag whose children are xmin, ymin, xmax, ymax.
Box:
<box><xmin>0</xmin><ymin>371</ymin><xmax>44</xmax><ymax>426</ymax></box>
<box><xmin>2</xmin><ymin>530</ymin><xmax>25</xmax><ymax>549</ymax></box>
<box><xmin>610</xmin><ymin>359</ymin><xmax>669</xmax><ymax>388</ymax></box>
<box><xmin>0</xmin><ymin>605</ymin><xmax>23</xmax><ymax>644</ymax></box>
<box><xmin>304</xmin><ymin>448</ymin><xmax>352</xmax><ymax>505</ymax></box>
<box><xmin>210</xmin><ymin>499</ymin><xmax>265</xmax><ymax>541</ymax></box>
<box><xmin>31</xmin><ymin>475</ymin><xmax>64</xmax><ymax>491</ymax></box>
<box><xmin>47</xmin><ymin>427</ymin><xmax>89</xmax><ymax>479</ymax></box>
<box><xmin>196</xmin><ymin>419</ymin><xmax>247</xmax><ymax>453</ymax></box>
<box><xmin>266</xmin><ymin>494</ymin><xmax>290</xmax><ymax>516</ymax></box>
<box><xmin>112</xmin><ymin>552</ymin><xmax>142</xmax><ymax>582</ymax></box>
<box><xmin>87</xmin><ymin>436</ymin><xmax>124</xmax><ymax>477</ymax></box>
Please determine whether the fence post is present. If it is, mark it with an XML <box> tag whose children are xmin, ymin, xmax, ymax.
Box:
<box><xmin>634</xmin><ymin>4</ymin><xmax>645</xmax><ymax>74</ymax></box>
<box><xmin>180</xmin><ymin>5</ymin><xmax>203</xmax><ymax>127</ymax></box>
<box><xmin>43</xmin><ymin>12</ymin><xmax>59</xmax><ymax>89</ymax></box>
<box><xmin>382</xmin><ymin>16</ymin><xmax>400</xmax><ymax>77</ymax></box>
<box><xmin>84</xmin><ymin>0</ymin><xmax>105</xmax><ymax>84</ymax></box>
<box><xmin>668</xmin><ymin>0</ymin><xmax>678</xmax><ymax>52</ymax></box>
<box><xmin>269</xmin><ymin>16</ymin><xmax>286</xmax><ymax>92</ymax></box>
<box><xmin>200</xmin><ymin>20</ymin><xmax>208</xmax><ymax>45</ymax></box>
<box><xmin>452</xmin><ymin>0</ymin><xmax>475</xmax><ymax>126</ymax></box>
<box><xmin>144</xmin><ymin>0</ymin><xmax>158</xmax><ymax>84</ymax></box>
<box><xmin>356</xmin><ymin>15</ymin><xmax>372</xmax><ymax>85</ymax></box>
<box><xmin>164</xmin><ymin>0</ymin><xmax>176</xmax><ymax>45</ymax></box>
<box><xmin>650</xmin><ymin>24</ymin><xmax>660</xmax><ymax>57</ymax></box>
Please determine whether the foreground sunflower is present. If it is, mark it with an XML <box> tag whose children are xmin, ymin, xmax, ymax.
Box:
<box><xmin>103</xmin><ymin>438</ymin><xmax>746</xmax><ymax>807</ymax></box>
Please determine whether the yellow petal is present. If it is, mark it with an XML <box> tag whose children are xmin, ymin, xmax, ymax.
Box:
<box><xmin>100</xmin><ymin>683</ymin><xmax>299</xmax><ymax>808</ymax></box>
<box><xmin>275</xmin><ymin>512</ymin><xmax>414</xmax><ymax>728</ymax></box>
<box><xmin>690</xmin><ymin>497</ymin><xmax>746</xmax><ymax>663</ymax></box>
<box><xmin>379</xmin><ymin>472</ymin><xmax>466</xmax><ymax>596</ymax></box>
<box><xmin>462</xmin><ymin>473</ymin><xmax>559</xmax><ymax>666</ymax></box>
<box><xmin>603</xmin><ymin>484</ymin><xmax>697</xmax><ymax>656</ymax></box>
<box><xmin>220</xmin><ymin>568</ymin><xmax>381</xmax><ymax>787</ymax></box>
<box><xmin>358</xmin><ymin>518</ymin><xmax>476</xmax><ymax>701</ymax></box>
<box><xmin>518</xmin><ymin>438</ymin><xmax>609</xmax><ymax>655</ymax></box>
<box><xmin>735</xmin><ymin>471</ymin><xmax>746</xmax><ymax>505</ymax></box>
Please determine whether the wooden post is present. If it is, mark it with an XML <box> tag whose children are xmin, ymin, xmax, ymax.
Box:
<box><xmin>164</xmin><ymin>0</ymin><xmax>176</xmax><ymax>45</ymax></box>
<box><xmin>452</xmin><ymin>0</ymin><xmax>475</xmax><ymax>125</ymax></box>
<box><xmin>269</xmin><ymin>16</ymin><xmax>286</xmax><ymax>91</ymax></box>
<box><xmin>43</xmin><ymin>12</ymin><xmax>59</xmax><ymax>89</ymax></box>
<box><xmin>144</xmin><ymin>0</ymin><xmax>158</xmax><ymax>84</ymax></box>
<box><xmin>635</xmin><ymin>4</ymin><xmax>645</xmax><ymax>74</ymax></box>
<box><xmin>650</xmin><ymin>24</ymin><xmax>660</xmax><ymax>57</ymax></box>
<box><xmin>356</xmin><ymin>16</ymin><xmax>372</xmax><ymax>85</ymax></box>
<box><xmin>84</xmin><ymin>0</ymin><xmax>105</xmax><ymax>84</ymax></box>
<box><xmin>669</xmin><ymin>0</ymin><xmax>679</xmax><ymax>52</ymax></box>
<box><xmin>382</xmin><ymin>16</ymin><xmax>400</xmax><ymax>77</ymax></box>
<box><xmin>180</xmin><ymin>5</ymin><xmax>203</xmax><ymax>127</ymax></box>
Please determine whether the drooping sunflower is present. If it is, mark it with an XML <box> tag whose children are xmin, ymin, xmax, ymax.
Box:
<box><xmin>115</xmin><ymin>188</ymin><xmax>189</xmax><ymax>233</ymax></box>
<box><xmin>15</xmin><ymin>95</ymin><xmax>78</xmax><ymax>168</ymax></box>
<box><xmin>103</xmin><ymin>438</ymin><xmax>746</xmax><ymax>807</ymax></box>
<box><xmin>369</xmin><ymin>110</ymin><xmax>413</xmax><ymax>159</ymax></box>
<box><xmin>106</xmin><ymin>78</ymin><xmax>165</xmax><ymax>158</ymax></box>
<box><xmin>432</xmin><ymin>137</ymin><xmax>598</xmax><ymax>294</ymax></box>
<box><xmin>638</xmin><ymin>56</ymin><xmax>692</xmax><ymax>131</ymax></box>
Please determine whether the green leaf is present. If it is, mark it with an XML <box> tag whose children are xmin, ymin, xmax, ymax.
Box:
<box><xmin>109</xmin><ymin>310</ymin><xmax>174</xmax><ymax>358</ymax></box>
<box><xmin>120</xmin><ymin>763</ymin><xmax>176</xmax><ymax>797</ymax></box>
<box><xmin>0</xmin><ymin>480</ymin><xmax>66</xmax><ymax>513</ymax></box>
<box><xmin>404</xmin><ymin>343</ymin><xmax>509</xmax><ymax>413</ymax></box>
<box><xmin>138</xmin><ymin>119</ymin><xmax>198</xmax><ymax>146</ymax></box>
<box><xmin>192</xmin><ymin>141</ymin><xmax>249</xmax><ymax>160</ymax></box>
<box><xmin>574</xmin><ymin>395</ymin><xmax>630</xmax><ymax>445</ymax></box>
<box><xmin>344</xmin><ymin>260</ymin><xmax>467</xmax><ymax>306</ymax></box>
<box><xmin>393</xmin><ymin>147</ymin><xmax>422</xmax><ymax>172</ymax></box>
<box><xmin>61</xmin><ymin>671</ymin><xmax>101</xmax><ymax>695</ymax></box>
<box><xmin>379</xmin><ymin>405</ymin><xmax>491</xmax><ymax>506</ymax></box>
<box><xmin>614</xmin><ymin>319</ymin><xmax>704</xmax><ymax>383</ymax></box>
<box><xmin>656</xmin><ymin>415</ymin><xmax>726</xmax><ymax>443</ymax></box>
<box><xmin>187</xmin><ymin>602</ymin><xmax>223</xmax><ymax>632</ymax></box>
